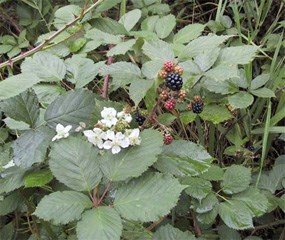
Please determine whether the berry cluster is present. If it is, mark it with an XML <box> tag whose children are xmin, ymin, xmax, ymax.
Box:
<box><xmin>159</xmin><ymin>60</ymin><xmax>184</xmax><ymax>91</ymax></box>
<box><xmin>164</xmin><ymin>98</ymin><xmax>176</xmax><ymax>111</ymax></box>
<box><xmin>189</xmin><ymin>95</ymin><xmax>204</xmax><ymax>114</ymax></box>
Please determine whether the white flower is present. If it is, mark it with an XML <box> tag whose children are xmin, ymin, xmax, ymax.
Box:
<box><xmin>127</xmin><ymin>128</ymin><xmax>141</xmax><ymax>146</ymax></box>
<box><xmin>52</xmin><ymin>124</ymin><xmax>72</xmax><ymax>141</ymax></box>
<box><xmin>84</xmin><ymin>128</ymin><xmax>105</xmax><ymax>149</ymax></box>
<box><xmin>2</xmin><ymin>160</ymin><xmax>15</xmax><ymax>169</ymax></box>
<box><xmin>100</xmin><ymin>107</ymin><xmax>118</xmax><ymax>127</ymax></box>
<box><xmin>103</xmin><ymin>132</ymin><xmax>130</xmax><ymax>154</ymax></box>
<box><xmin>117</xmin><ymin>111</ymin><xmax>132</xmax><ymax>123</ymax></box>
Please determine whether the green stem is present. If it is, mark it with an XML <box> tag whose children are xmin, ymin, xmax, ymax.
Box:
<box><xmin>256</xmin><ymin>99</ymin><xmax>271</xmax><ymax>187</ymax></box>
<box><xmin>120</xmin><ymin>0</ymin><xmax>127</xmax><ymax>18</ymax></box>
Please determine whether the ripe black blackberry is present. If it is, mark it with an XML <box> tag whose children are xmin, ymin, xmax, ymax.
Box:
<box><xmin>165</xmin><ymin>72</ymin><xmax>183</xmax><ymax>91</ymax></box>
<box><xmin>192</xmin><ymin>101</ymin><xmax>204</xmax><ymax>114</ymax></box>
<box><xmin>135</xmin><ymin>113</ymin><xmax>146</xmax><ymax>126</ymax></box>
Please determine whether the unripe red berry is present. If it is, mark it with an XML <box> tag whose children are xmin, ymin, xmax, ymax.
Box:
<box><xmin>164</xmin><ymin>134</ymin><xmax>173</xmax><ymax>145</ymax></box>
<box><xmin>164</xmin><ymin>98</ymin><xmax>176</xmax><ymax>111</ymax></box>
<box><xmin>164</xmin><ymin>60</ymin><xmax>175</xmax><ymax>72</ymax></box>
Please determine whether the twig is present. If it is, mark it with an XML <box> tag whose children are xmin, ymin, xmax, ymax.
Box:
<box><xmin>98</xmin><ymin>181</ymin><xmax>112</xmax><ymax>205</ymax></box>
<box><xmin>146</xmin><ymin>217</ymin><xmax>166</xmax><ymax>231</ymax></box>
<box><xmin>0</xmin><ymin>0</ymin><xmax>104</xmax><ymax>69</ymax></box>
<box><xmin>251</xmin><ymin>219</ymin><xmax>285</xmax><ymax>235</ymax></box>
<box><xmin>101</xmin><ymin>48</ymin><xmax>113</xmax><ymax>99</ymax></box>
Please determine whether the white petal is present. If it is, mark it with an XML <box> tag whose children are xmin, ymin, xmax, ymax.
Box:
<box><xmin>131</xmin><ymin>128</ymin><xmax>140</xmax><ymax>137</ymax></box>
<box><xmin>3</xmin><ymin>160</ymin><xmax>15</xmax><ymax>169</ymax></box>
<box><xmin>112</xmin><ymin>146</ymin><xmax>121</xmax><ymax>154</ymax></box>
<box><xmin>103</xmin><ymin>141</ymin><xmax>113</xmax><ymax>149</ymax></box>
<box><xmin>117</xmin><ymin>111</ymin><xmax>124</xmax><ymax>118</ymax></box>
<box><xmin>125</xmin><ymin>114</ymin><xmax>132</xmax><ymax>123</ymax></box>
<box><xmin>84</xmin><ymin>130</ymin><xmax>95</xmax><ymax>138</ymax></box>
<box><xmin>97</xmin><ymin>140</ymin><xmax>104</xmax><ymax>149</ymax></box>
<box><xmin>52</xmin><ymin>135</ymin><xmax>59</xmax><ymax>141</ymax></box>
<box><xmin>116</xmin><ymin>132</ymin><xmax>125</xmax><ymax>139</ymax></box>
<box><xmin>56</xmin><ymin>123</ymin><xmax>64</xmax><ymax>132</ymax></box>
<box><xmin>106</xmin><ymin>130</ymin><xmax>115</xmax><ymax>140</ymax></box>
<box><xmin>111</xmin><ymin>118</ymin><xmax>118</xmax><ymax>126</ymax></box>
<box><xmin>63</xmin><ymin>132</ymin><xmax>70</xmax><ymax>138</ymax></box>
<box><xmin>120</xmin><ymin>138</ymin><xmax>130</xmax><ymax>148</ymax></box>
<box><xmin>93</xmin><ymin>128</ymin><xmax>103</xmax><ymax>134</ymax></box>
<box><xmin>64</xmin><ymin>125</ymin><xmax>72</xmax><ymax>132</ymax></box>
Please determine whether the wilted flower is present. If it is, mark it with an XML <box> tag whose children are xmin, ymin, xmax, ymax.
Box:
<box><xmin>75</xmin><ymin>122</ymin><xmax>86</xmax><ymax>132</ymax></box>
<box><xmin>52</xmin><ymin>124</ymin><xmax>72</xmax><ymax>141</ymax></box>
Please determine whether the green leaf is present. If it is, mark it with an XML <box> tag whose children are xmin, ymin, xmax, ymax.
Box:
<box><xmin>3</xmin><ymin>118</ymin><xmax>30</xmax><ymax>130</ymax></box>
<box><xmin>85</xmin><ymin>28</ymin><xmax>122</xmax><ymax>45</ymax></box>
<box><xmin>69</xmin><ymin>38</ymin><xmax>87</xmax><ymax>53</ymax></box>
<box><xmin>218</xmin><ymin>225</ymin><xmax>241</xmax><ymax>240</ymax></box>
<box><xmin>142</xmin><ymin>40</ymin><xmax>175</xmax><ymax>61</ymax></box>
<box><xmin>100</xmin><ymin>129</ymin><xmax>163</xmax><ymax>181</ymax></box>
<box><xmin>12</xmin><ymin>126</ymin><xmax>53</xmax><ymax>168</ymax></box>
<box><xmin>219</xmin><ymin>45</ymin><xmax>259</xmax><ymax>65</ymax></box>
<box><xmin>152</xmin><ymin>224</ymin><xmax>196</xmax><ymax>240</ymax></box>
<box><xmin>49</xmin><ymin>137</ymin><xmax>102</xmax><ymax>191</ymax></box>
<box><xmin>182</xmin><ymin>177</ymin><xmax>212</xmax><ymax>201</ymax></box>
<box><xmin>200</xmin><ymin>165</ymin><xmax>224</xmax><ymax>181</ymax></box>
<box><xmin>0</xmin><ymin>222</ymin><xmax>14</xmax><ymax>240</ymax></box>
<box><xmin>250</xmin><ymin>87</ymin><xmax>275</xmax><ymax>98</ymax></box>
<box><xmin>100</xmin><ymin>62</ymin><xmax>141</xmax><ymax>90</ymax></box>
<box><xmin>0</xmin><ymin>89</ymin><xmax>39</xmax><ymax>128</ymax></box>
<box><xmin>278</xmin><ymin>194</ymin><xmax>285</xmax><ymax>213</ymax></box>
<box><xmin>0</xmin><ymin>73</ymin><xmax>41</xmax><ymax>101</ymax></box>
<box><xmin>107</xmin><ymin>39</ymin><xmax>136</xmax><ymax>57</ymax></box>
<box><xmin>155</xmin><ymin>14</ymin><xmax>176</xmax><ymax>39</ymax></box>
<box><xmin>251</xmin><ymin>74</ymin><xmax>270</xmax><ymax>90</ymax></box>
<box><xmin>129</xmin><ymin>79</ymin><xmax>154</xmax><ymax>107</ymax></box>
<box><xmin>173</xmin><ymin>23</ymin><xmax>205</xmax><ymax>44</ymax></box>
<box><xmin>205</xmin><ymin>65</ymin><xmax>239</xmax><ymax>81</ymax></box>
<box><xmin>199</xmin><ymin>104</ymin><xmax>233</xmax><ymax>124</ymax></box>
<box><xmin>0</xmin><ymin>168</ymin><xmax>26</xmax><ymax>194</ymax></box>
<box><xmin>192</xmin><ymin>193</ymin><xmax>218</xmax><ymax>213</ymax></box>
<box><xmin>221</xmin><ymin>165</ymin><xmax>251</xmax><ymax>194</ymax></box>
<box><xmin>141</xmin><ymin>15</ymin><xmax>159</xmax><ymax>32</ymax></box>
<box><xmin>65</xmin><ymin>56</ymin><xmax>104</xmax><ymax>88</ymax></box>
<box><xmin>232</xmin><ymin>187</ymin><xmax>268</xmax><ymax>217</ymax></box>
<box><xmin>53</xmin><ymin>5</ymin><xmax>81</xmax><ymax>29</ymax></box>
<box><xmin>0</xmin><ymin>192</ymin><xmax>22</xmax><ymax>216</ymax></box>
<box><xmin>76</xmin><ymin>207</ymin><xmax>122</xmax><ymax>240</ymax></box>
<box><xmin>21</xmin><ymin>52</ymin><xmax>66</xmax><ymax>82</ymax></box>
<box><xmin>218</xmin><ymin>200</ymin><xmax>253</xmax><ymax>230</ymax></box>
<box><xmin>142</xmin><ymin>60</ymin><xmax>164</xmax><ymax>79</ymax></box>
<box><xmin>158</xmin><ymin>113</ymin><xmax>176</xmax><ymax>125</ymax></box>
<box><xmin>228</xmin><ymin>92</ymin><xmax>254</xmax><ymax>109</ymax></box>
<box><xmin>196</xmin><ymin>205</ymin><xmax>218</xmax><ymax>225</ymax></box>
<box><xmin>34</xmin><ymin>191</ymin><xmax>92</xmax><ymax>225</ymax></box>
<box><xmin>155</xmin><ymin>140</ymin><xmax>213</xmax><ymax>177</ymax></box>
<box><xmin>194</xmin><ymin>47</ymin><xmax>220</xmax><ymax>72</ymax></box>
<box><xmin>180</xmin><ymin>111</ymin><xmax>197</xmax><ymax>125</ymax></box>
<box><xmin>24</xmin><ymin>169</ymin><xmax>53</xmax><ymax>188</ymax></box>
<box><xmin>257</xmin><ymin>164</ymin><xmax>285</xmax><ymax>193</ymax></box>
<box><xmin>45</xmin><ymin>89</ymin><xmax>95</xmax><ymax>129</ymax></box>
<box><xmin>178</xmin><ymin>34</ymin><xmax>232</xmax><ymax>61</ymax></box>
<box><xmin>119</xmin><ymin>9</ymin><xmax>142</xmax><ymax>32</ymax></box>
<box><xmin>95</xmin><ymin>0</ymin><xmax>121</xmax><ymax>13</ymax></box>
<box><xmin>114</xmin><ymin>172</ymin><xmax>185</xmax><ymax>221</ymax></box>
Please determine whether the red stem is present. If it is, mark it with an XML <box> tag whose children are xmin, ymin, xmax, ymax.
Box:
<box><xmin>101</xmin><ymin>46</ymin><xmax>113</xmax><ymax>99</ymax></box>
<box><xmin>98</xmin><ymin>181</ymin><xmax>112</xmax><ymax>206</ymax></box>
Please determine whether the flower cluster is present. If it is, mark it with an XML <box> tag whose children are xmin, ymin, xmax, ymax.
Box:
<box><xmin>84</xmin><ymin>107</ymin><xmax>141</xmax><ymax>154</ymax></box>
